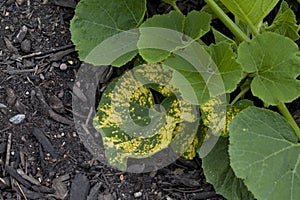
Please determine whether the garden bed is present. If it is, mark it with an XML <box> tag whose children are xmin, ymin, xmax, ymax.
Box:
<box><xmin>0</xmin><ymin>0</ymin><xmax>230</xmax><ymax>199</ymax></box>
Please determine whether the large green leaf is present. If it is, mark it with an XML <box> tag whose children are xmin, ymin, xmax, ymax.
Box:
<box><xmin>237</xmin><ymin>32</ymin><xmax>300</xmax><ymax>105</ymax></box>
<box><xmin>138</xmin><ymin>10</ymin><xmax>211</xmax><ymax>63</ymax></box>
<box><xmin>70</xmin><ymin>0</ymin><xmax>146</xmax><ymax>66</ymax></box>
<box><xmin>202</xmin><ymin>137</ymin><xmax>255</xmax><ymax>200</ymax></box>
<box><xmin>219</xmin><ymin>0</ymin><xmax>280</xmax><ymax>28</ymax></box>
<box><xmin>229</xmin><ymin>107</ymin><xmax>300</xmax><ymax>200</ymax></box>
<box><xmin>266</xmin><ymin>1</ymin><xmax>300</xmax><ymax>41</ymax></box>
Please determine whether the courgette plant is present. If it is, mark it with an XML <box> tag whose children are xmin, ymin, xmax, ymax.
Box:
<box><xmin>70</xmin><ymin>0</ymin><xmax>300</xmax><ymax>199</ymax></box>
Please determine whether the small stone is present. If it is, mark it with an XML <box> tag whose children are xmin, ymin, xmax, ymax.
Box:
<box><xmin>21</xmin><ymin>39</ymin><xmax>31</xmax><ymax>53</ymax></box>
<box><xmin>14</xmin><ymin>25</ymin><xmax>28</xmax><ymax>43</ymax></box>
<box><xmin>9</xmin><ymin>114</ymin><xmax>26</xmax><ymax>124</ymax></box>
<box><xmin>57</xmin><ymin>90</ymin><xmax>64</xmax><ymax>98</ymax></box>
<box><xmin>52</xmin><ymin>62</ymin><xmax>59</xmax><ymax>68</ymax></box>
<box><xmin>67</xmin><ymin>60</ymin><xmax>74</xmax><ymax>65</ymax></box>
<box><xmin>0</xmin><ymin>103</ymin><xmax>7</xmax><ymax>109</ymax></box>
<box><xmin>134</xmin><ymin>192</ymin><xmax>142</xmax><ymax>198</ymax></box>
<box><xmin>59</xmin><ymin>63</ymin><xmax>68</xmax><ymax>70</ymax></box>
<box><xmin>39</xmin><ymin>73</ymin><xmax>45</xmax><ymax>80</ymax></box>
<box><xmin>16</xmin><ymin>0</ymin><xmax>25</xmax><ymax>5</ymax></box>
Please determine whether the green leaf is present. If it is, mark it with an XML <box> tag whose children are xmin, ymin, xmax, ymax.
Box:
<box><xmin>237</xmin><ymin>32</ymin><xmax>300</xmax><ymax>105</ymax></box>
<box><xmin>266</xmin><ymin>1</ymin><xmax>300</xmax><ymax>41</ymax></box>
<box><xmin>70</xmin><ymin>0</ymin><xmax>146</xmax><ymax>65</ymax></box>
<box><xmin>138</xmin><ymin>11</ymin><xmax>185</xmax><ymax>63</ymax></box>
<box><xmin>202</xmin><ymin>137</ymin><xmax>255</xmax><ymax>200</ymax></box>
<box><xmin>138</xmin><ymin>11</ymin><xmax>211</xmax><ymax>63</ymax></box>
<box><xmin>163</xmin><ymin>41</ymin><xmax>242</xmax><ymax>104</ymax></box>
<box><xmin>171</xmin><ymin>66</ymin><xmax>210</xmax><ymax>105</ymax></box>
<box><xmin>229</xmin><ymin>107</ymin><xmax>300</xmax><ymax>200</ymax></box>
<box><xmin>212</xmin><ymin>28</ymin><xmax>237</xmax><ymax>51</ymax></box>
<box><xmin>163</xmin><ymin>50</ymin><xmax>222</xmax><ymax>104</ymax></box>
<box><xmin>208</xmin><ymin>42</ymin><xmax>243</xmax><ymax>93</ymax></box>
<box><xmin>184</xmin><ymin>11</ymin><xmax>211</xmax><ymax>40</ymax></box>
<box><xmin>219</xmin><ymin>0</ymin><xmax>280</xmax><ymax>28</ymax></box>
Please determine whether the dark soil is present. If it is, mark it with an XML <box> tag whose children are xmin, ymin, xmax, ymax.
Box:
<box><xmin>0</xmin><ymin>0</ymin><xmax>299</xmax><ymax>200</ymax></box>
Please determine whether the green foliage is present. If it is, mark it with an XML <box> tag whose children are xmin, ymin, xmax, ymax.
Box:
<box><xmin>219</xmin><ymin>0</ymin><xmax>280</xmax><ymax>28</ymax></box>
<box><xmin>208</xmin><ymin>42</ymin><xmax>242</xmax><ymax>93</ymax></box>
<box><xmin>266</xmin><ymin>1</ymin><xmax>300</xmax><ymax>40</ymax></box>
<box><xmin>229</xmin><ymin>107</ymin><xmax>300</xmax><ymax>200</ymax></box>
<box><xmin>237</xmin><ymin>32</ymin><xmax>300</xmax><ymax>105</ymax></box>
<box><xmin>202</xmin><ymin>137</ymin><xmax>255</xmax><ymax>200</ymax></box>
<box><xmin>71</xmin><ymin>0</ymin><xmax>300</xmax><ymax>199</ymax></box>
<box><xmin>70</xmin><ymin>0</ymin><xmax>146</xmax><ymax>66</ymax></box>
<box><xmin>138</xmin><ymin>10</ymin><xmax>211</xmax><ymax>63</ymax></box>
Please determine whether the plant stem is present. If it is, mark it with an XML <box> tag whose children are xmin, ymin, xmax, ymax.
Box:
<box><xmin>230</xmin><ymin>85</ymin><xmax>250</xmax><ymax>105</ymax></box>
<box><xmin>172</xmin><ymin>2</ymin><xmax>183</xmax><ymax>15</ymax></box>
<box><xmin>277</xmin><ymin>102</ymin><xmax>300</xmax><ymax>141</ymax></box>
<box><xmin>204</xmin><ymin>0</ymin><xmax>250</xmax><ymax>42</ymax></box>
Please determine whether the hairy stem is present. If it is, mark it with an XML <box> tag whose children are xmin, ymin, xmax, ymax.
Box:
<box><xmin>172</xmin><ymin>2</ymin><xmax>183</xmax><ymax>14</ymax></box>
<box><xmin>204</xmin><ymin>0</ymin><xmax>250</xmax><ymax>42</ymax></box>
<box><xmin>230</xmin><ymin>86</ymin><xmax>250</xmax><ymax>105</ymax></box>
<box><xmin>277</xmin><ymin>102</ymin><xmax>300</xmax><ymax>141</ymax></box>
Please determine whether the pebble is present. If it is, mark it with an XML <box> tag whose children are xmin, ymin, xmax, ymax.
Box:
<box><xmin>21</xmin><ymin>39</ymin><xmax>31</xmax><ymax>53</ymax></box>
<box><xmin>14</xmin><ymin>25</ymin><xmax>28</xmax><ymax>43</ymax></box>
<box><xmin>134</xmin><ymin>192</ymin><xmax>142</xmax><ymax>198</ymax></box>
<box><xmin>9</xmin><ymin>114</ymin><xmax>26</xmax><ymax>124</ymax></box>
<box><xmin>16</xmin><ymin>0</ymin><xmax>26</xmax><ymax>5</ymax></box>
<box><xmin>0</xmin><ymin>103</ymin><xmax>7</xmax><ymax>109</ymax></box>
<box><xmin>59</xmin><ymin>63</ymin><xmax>68</xmax><ymax>70</ymax></box>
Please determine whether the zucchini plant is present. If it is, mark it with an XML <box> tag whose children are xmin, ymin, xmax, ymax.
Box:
<box><xmin>70</xmin><ymin>0</ymin><xmax>300</xmax><ymax>199</ymax></box>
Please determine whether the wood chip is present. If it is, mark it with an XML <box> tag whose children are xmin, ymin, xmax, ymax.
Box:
<box><xmin>48</xmin><ymin>95</ymin><xmax>65</xmax><ymax>113</ymax></box>
<box><xmin>52</xmin><ymin>175</ymin><xmax>69</xmax><ymax>200</ymax></box>
<box><xmin>17</xmin><ymin>169</ymin><xmax>40</xmax><ymax>186</ymax></box>
<box><xmin>4</xmin><ymin>37</ymin><xmax>18</xmax><ymax>52</ymax></box>
<box><xmin>87</xmin><ymin>182</ymin><xmax>102</xmax><ymax>200</ymax></box>
<box><xmin>52</xmin><ymin>0</ymin><xmax>76</xmax><ymax>8</ymax></box>
<box><xmin>35</xmin><ymin>87</ymin><xmax>73</xmax><ymax>125</ymax></box>
<box><xmin>31</xmin><ymin>127</ymin><xmax>57</xmax><ymax>158</ymax></box>
<box><xmin>70</xmin><ymin>174</ymin><xmax>90</xmax><ymax>200</ymax></box>
<box><xmin>19</xmin><ymin>185</ymin><xmax>44</xmax><ymax>200</ymax></box>
<box><xmin>6</xmin><ymin>88</ymin><xmax>16</xmax><ymax>106</ymax></box>
<box><xmin>5</xmin><ymin>166</ymin><xmax>31</xmax><ymax>188</ymax></box>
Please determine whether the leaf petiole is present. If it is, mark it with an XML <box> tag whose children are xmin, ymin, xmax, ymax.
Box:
<box><xmin>277</xmin><ymin>102</ymin><xmax>300</xmax><ymax>141</ymax></box>
<box><xmin>204</xmin><ymin>0</ymin><xmax>250</xmax><ymax>42</ymax></box>
<box><xmin>230</xmin><ymin>85</ymin><xmax>250</xmax><ymax>105</ymax></box>
<box><xmin>163</xmin><ymin>0</ymin><xmax>183</xmax><ymax>15</ymax></box>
